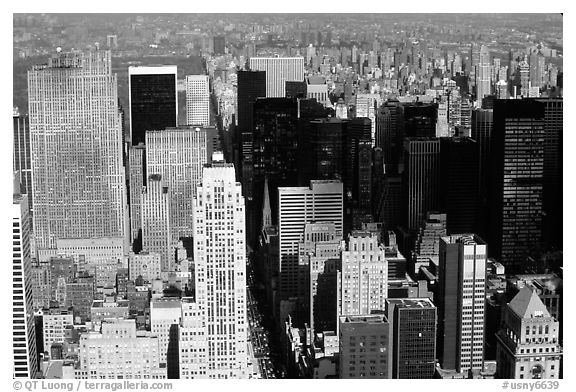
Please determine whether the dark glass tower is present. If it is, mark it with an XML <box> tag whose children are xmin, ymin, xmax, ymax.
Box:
<box><xmin>489</xmin><ymin>99</ymin><xmax>545</xmax><ymax>272</ymax></box>
<box><xmin>402</xmin><ymin>137</ymin><xmax>441</xmax><ymax>233</ymax></box>
<box><xmin>471</xmin><ymin>108</ymin><xmax>494</xmax><ymax>238</ymax></box>
<box><xmin>439</xmin><ymin>137</ymin><xmax>479</xmax><ymax>234</ymax></box>
<box><xmin>13</xmin><ymin>111</ymin><xmax>32</xmax><ymax>207</ymax></box>
<box><xmin>386</xmin><ymin>298</ymin><xmax>437</xmax><ymax>379</ymax></box>
<box><xmin>129</xmin><ymin>66</ymin><xmax>178</xmax><ymax>145</ymax></box>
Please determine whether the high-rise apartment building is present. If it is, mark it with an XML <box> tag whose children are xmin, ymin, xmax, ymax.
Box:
<box><xmin>77</xmin><ymin>319</ymin><xmax>166</xmax><ymax>379</ymax></box>
<box><xmin>12</xmin><ymin>194</ymin><xmax>38</xmax><ymax>378</ymax></box>
<box><xmin>129</xmin><ymin>65</ymin><xmax>178</xmax><ymax>145</ymax></box>
<box><xmin>249</xmin><ymin>57</ymin><xmax>305</xmax><ymax>98</ymax></box>
<box><xmin>188</xmin><ymin>156</ymin><xmax>248</xmax><ymax>378</ymax></box>
<box><xmin>438</xmin><ymin>234</ymin><xmax>487</xmax><ymax>373</ymax></box>
<box><xmin>339</xmin><ymin>315</ymin><xmax>392</xmax><ymax>379</ymax></box>
<box><xmin>185</xmin><ymin>75</ymin><xmax>210</xmax><ymax>127</ymax></box>
<box><xmin>385</xmin><ymin>298</ymin><xmax>437</xmax><ymax>379</ymax></box>
<box><xmin>41</xmin><ymin>305</ymin><xmax>74</xmax><ymax>357</ymax></box>
<box><xmin>496</xmin><ymin>287</ymin><xmax>562</xmax><ymax>379</ymax></box>
<box><xmin>402</xmin><ymin>138</ymin><xmax>441</xmax><ymax>233</ymax></box>
<box><xmin>278</xmin><ymin>180</ymin><xmax>343</xmax><ymax>301</ymax></box>
<box><xmin>145</xmin><ymin>126</ymin><xmax>209</xmax><ymax>241</ymax></box>
<box><xmin>13</xmin><ymin>110</ymin><xmax>32</xmax><ymax>208</ymax></box>
<box><xmin>477</xmin><ymin>45</ymin><xmax>491</xmax><ymax>106</ymax></box>
<box><xmin>489</xmin><ymin>100</ymin><xmax>545</xmax><ymax>271</ymax></box>
<box><xmin>28</xmin><ymin>50</ymin><xmax>126</xmax><ymax>250</ymax></box>
<box><xmin>141</xmin><ymin>174</ymin><xmax>172</xmax><ymax>271</ymax></box>
<box><xmin>340</xmin><ymin>231</ymin><xmax>388</xmax><ymax>316</ymax></box>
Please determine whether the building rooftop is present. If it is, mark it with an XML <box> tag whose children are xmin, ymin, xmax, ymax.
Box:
<box><xmin>508</xmin><ymin>287</ymin><xmax>551</xmax><ymax>319</ymax></box>
<box><xmin>341</xmin><ymin>314</ymin><xmax>387</xmax><ymax>324</ymax></box>
<box><xmin>387</xmin><ymin>298</ymin><xmax>435</xmax><ymax>309</ymax></box>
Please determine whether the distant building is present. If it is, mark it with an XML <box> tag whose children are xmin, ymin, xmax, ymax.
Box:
<box><xmin>129</xmin><ymin>65</ymin><xmax>178</xmax><ymax>145</ymax></box>
<box><xmin>339</xmin><ymin>315</ymin><xmax>392</xmax><ymax>378</ymax></box>
<box><xmin>496</xmin><ymin>287</ymin><xmax>562</xmax><ymax>379</ymax></box>
<box><xmin>249</xmin><ymin>57</ymin><xmax>305</xmax><ymax>98</ymax></box>
<box><xmin>129</xmin><ymin>252</ymin><xmax>162</xmax><ymax>282</ymax></box>
<box><xmin>185</xmin><ymin>75</ymin><xmax>210</xmax><ymax>127</ymax></box>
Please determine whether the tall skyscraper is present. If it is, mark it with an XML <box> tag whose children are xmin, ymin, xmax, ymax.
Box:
<box><xmin>236</xmin><ymin>70</ymin><xmax>266</xmax><ymax>133</ymax></box>
<box><xmin>141</xmin><ymin>174</ymin><xmax>172</xmax><ymax>271</ymax></box>
<box><xmin>385</xmin><ymin>298</ymin><xmax>437</xmax><ymax>379</ymax></box>
<box><xmin>477</xmin><ymin>45</ymin><xmax>491</xmax><ymax>106</ymax></box>
<box><xmin>536</xmin><ymin>98</ymin><xmax>563</xmax><ymax>249</ymax></box>
<box><xmin>188</xmin><ymin>155</ymin><xmax>248</xmax><ymax>378</ymax></box>
<box><xmin>13</xmin><ymin>109</ymin><xmax>32</xmax><ymax>207</ymax></box>
<box><xmin>439</xmin><ymin>137</ymin><xmax>479</xmax><ymax>234</ymax></box>
<box><xmin>129</xmin><ymin>65</ymin><xmax>178</xmax><ymax>145</ymax></box>
<box><xmin>338</xmin><ymin>315</ymin><xmax>392</xmax><ymax>379</ymax></box>
<box><xmin>489</xmin><ymin>100</ymin><xmax>545</xmax><ymax>271</ymax></box>
<box><xmin>185</xmin><ymin>75</ymin><xmax>210</xmax><ymax>127</ymax></box>
<box><xmin>496</xmin><ymin>287</ymin><xmax>562</xmax><ymax>379</ymax></box>
<box><xmin>128</xmin><ymin>144</ymin><xmax>146</xmax><ymax>244</ymax></box>
<box><xmin>402</xmin><ymin>138</ymin><xmax>441</xmax><ymax>233</ymax></box>
<box><xmin>340</xmin><ymin>231</ymin><xmax>388</xmax><ymax>316</ymax></box>
<box><xmin>249</xmin><ymin>57</ymin><xmax>305</xmax><ymax>97</ymax></box>
<box><xmin>438</xmin><ymin>234</ymin><xmax>487</xmax><ymax>374</ymax></box>
<box><xmin>146</xmin><ymin>126</ymin><xmax>209</xmax><ymax>242</ymax></box>
<box><xmin>12</xmin><ymin>194</ymin><xmax>38</xmax><ymax>378</ymax></box>
<box><xmin>28</xmin><ymin>50</ymin><xmax>126</xmax><ymax>250</ymax></box>
<box><xmin>278</xmin><ymin>180</ymin><xmax>343</xmax><ymax>302</ymax></box>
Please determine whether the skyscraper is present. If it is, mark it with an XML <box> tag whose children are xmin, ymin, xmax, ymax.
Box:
<box><xmin>340</xmin><ymin>231</ymin><xmax>388</xmax><ymax>316</ymax></box>
<box><xmin>439</xmin><ymin>137</ymin><xmax>479</xmax><ymax>234</ymax></box>
<box><xmin>385</xmin><ymin>298</ymin><xmax>437</xmax><ymax>379</ymax></box>
<box><xmin>489</xmin><ymin>99</ymin><xmax>545</xmax><ymax>271</ymax></box>
<box><xmin>249</xmin><ymin>57</ymin><xmax>305</xmax><ymax>98</ymax></box>
<box><xmin>141</xmin><ymin>174</ymin><xmax>172</xmax><ymax>271</ymax></box>
<box><xmin>278</xmin><ymin>180</ymin><xmax>343</xmax><ymax>302</ymax></box>
<box><xmin>236</xmin><ymin>70</ymin><xmax>266</xmax><ymax>134</ymax></box>
<box><xmin>477</xmin><ymin>45</ymin><xmax>491</xmax><ymax>106</ymax></box>
<box><xmin>496</xmin><ymin>287</ymin><xmax>562</xmax><ymax>379</ymax></box>
<box><xmin>438</xmin><ymin>234</ymin><xmax>487</xmax><ymax>374</ymax></box>
<box><xmin>13</xmin><ymin>109</ymin><xmax>32</xmax><ymax>207</ymax></box>
<box><xmin>145</xmin><ymin>126</ymin><xmax>209</xmax><ymax>242</ymax></box>
<box><xmin>189</xmin><ymin>154</ymin><xmax>248</xmax><ymax>378</ymax></box>
<box><xmin>28</xmin><ymin>50</ymin><xmax>126</xmax><ymax>250</ymax></box>
<box><xmin>185</xmin><ymin>75</ymin><xmax>210</xmax><ymax>127</ymax></box>
<box><xmin>12</xmin><ymin>194</ymin><xmax>38</xmax><ymax>378</ymax></box>
<box><xmin>128</xmin><ymin>144</ymin><xmax>146</xmax><ymax>244</ymax></box>
<box><xmin>402</xmin><ymin>138</ymin><xmax>441</xmax><ymax>233</ymax></box>
<box><xmin>129</xmin><ymin>65</ymin><xmax>178</xmax><ymax>145</ymax></box>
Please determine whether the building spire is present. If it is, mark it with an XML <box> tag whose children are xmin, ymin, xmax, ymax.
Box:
<box><xmin>262</xmin><ymin>176</ymin><xmax>272</xmax><ymax>229</ymax></box>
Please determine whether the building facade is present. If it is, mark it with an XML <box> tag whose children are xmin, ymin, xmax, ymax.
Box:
<box><xmin>249</xmin><ymin>57</ymin><xmax>305</xmax><ymax>98</ymax></box>
<box><xmin>185</xmin><ymin>75</ymin><xmax>210</xmax><ymax>127</ymax></box>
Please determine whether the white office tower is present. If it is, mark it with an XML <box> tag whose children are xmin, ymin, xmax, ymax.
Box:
<box><xmin>141</xmin><ymin>175</ymin><xmax>172</xmax><ymax>271</ymax></box>
<box><xmin>476</xmin><ymin>45</ymin><xmax>491</xmax><ymax>107</ymax></box>
<box><xmin>12</xmin><ymin>195</ymin><xmax>38</xmax><ymax>378</ymax></box>
<box><xmin>278</xmin><ymin>180</ymin><xmax>343</xmax><ymax>301</ymax></box>
<box><xmin>355</xmin><ymin>93</ymin><xmax>381</xmax><ymax>145</ymax></box>
<box><xmin>249</xmin><ymin>57</ymin><xmax>305</xmax><ymax>97</ymax></box>
<box><xmin>340</xmin><ymin>231</ymin><xmax>388</xmax><ymax>316</ymax></box>
<box><xmin>186</xmin><ymin>75</ymin><xmax>210</xmax><ymax>126</ymax></box>
<box><xmin>77</xmin><ymin>319</ymin><xmax>166</xmax><ymax>379</ymax></box>
<box><xmin>439</xmin><ymin>234</ymin><xmax>487</xmax><ymax>372</ymax></box>
<box><xmin>145</xmin><ymin>126</ymin><xmax>209</xmax><ymax>241</ymax></box>
<box><xmin>27</xmin><ymin>50</ymin><xmax>126</xmax><ymax>251</ymax></box>
<box><xmin>151</xmin><ymin>298</ymin><xmax>182</xmax><ymax>366</ymax></box>
<box><xmin>180</xmin><ymin>155</ymin><xmax>248</xmax><ymax>379</ymax></box>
